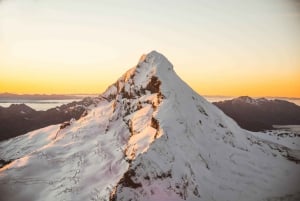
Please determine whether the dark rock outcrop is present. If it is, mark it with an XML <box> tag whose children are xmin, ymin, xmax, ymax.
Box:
<box><xmin>0</xmin><ymin>97</ymin><xmax>99</xmax><ymax>141</ymax></box>
<box><xmin>213</xmin><ymin>96</ymin><xmax>300</xmax><ymax>131</ymax></box>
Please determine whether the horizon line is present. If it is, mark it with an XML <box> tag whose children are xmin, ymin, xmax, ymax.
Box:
<box><xmin>1</xmin><ymin>92</ymin><xmax>300</xmax><ymax>99</ymax></box>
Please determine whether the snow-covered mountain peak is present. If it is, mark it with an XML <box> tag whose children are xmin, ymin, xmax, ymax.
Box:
<box><xmin>102</xmin><ymin>50</ymin><xmax>175</xmax><ymax>103</ymax></box>
<box><xmin>98</xmin><ymin>51</ymin><xmax>179</xmax><ymax>162</ymax></box>
<box><xmin>1</xmin><ymin>51</ymin><xmax>300</xmax><ymax>201</ymax></box>
<box><xmin>138</xmin><ymin>50</ymin><xmax>173</xmax><ymax>71</ymax></box>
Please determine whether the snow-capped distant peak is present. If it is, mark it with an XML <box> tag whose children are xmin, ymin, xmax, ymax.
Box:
<box><xmin>232</xmin><ymin>96</ymin><xmax>269</xmax><ymax>105</ymax></box>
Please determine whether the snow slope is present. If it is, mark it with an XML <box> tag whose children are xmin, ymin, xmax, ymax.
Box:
<box><xmin>1</xmin><ymin>51</ymin><xmax>300</xmax><ymax>201</ymax></box>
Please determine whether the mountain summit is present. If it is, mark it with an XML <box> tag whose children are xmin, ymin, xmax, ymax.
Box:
<box><xmin>0</xmin><ymin>51</ymin><xmax>299</xmax><ymax>201</ymax></box>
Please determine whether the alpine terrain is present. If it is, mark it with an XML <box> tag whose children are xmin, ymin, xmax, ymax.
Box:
<box><xmin>0</xmin><ymin>97</ymin><xmax>96</xmax><ymax>142</ymax></box>
<box><xmin>213</xmin><ymin>96</ymin><xmax>300</xmax><ymax>131</ymax></box>
<box><xmin>0</xmin><ymin>51</ymin><xmax>299</xmax><ymax>201</ymax></box>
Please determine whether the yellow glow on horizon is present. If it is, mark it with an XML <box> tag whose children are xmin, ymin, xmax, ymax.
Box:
<box><xmin>1</xmin><ymin>60</ymin><xmax>300</xmax><ymax>98</ymax></box>
<box><xmin>1</xmin><ymin>0</ymin><xmax>300</xmax><ymax>98</ymax></box>
<box><xmin>192</xmin><ymin>74</ymin><xmax>300</xmax><ymax>98</ymax></box>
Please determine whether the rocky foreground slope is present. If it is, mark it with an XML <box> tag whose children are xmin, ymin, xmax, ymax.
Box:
<box><xmin>0</xmin><ymin>51</ymin><xmax>299</xmax><ymax>201</ymax></box>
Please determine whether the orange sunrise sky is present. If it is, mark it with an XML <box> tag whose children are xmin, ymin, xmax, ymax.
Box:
<box><xmin>0</xmin><ymin>0</ymin><xmax>300</xmax><ymax>97</ymax></box>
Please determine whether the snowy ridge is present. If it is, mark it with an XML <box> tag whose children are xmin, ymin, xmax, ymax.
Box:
<box><xmin>110</xmin><ymin>52</ymin><xmax>300</xmax><ymax>201</ymax></box>
<box><xmin>1</xmin><ymin>51</ymin><xmax>300</xmax><ymax>201</ymax></box>
<box><xmin>101</xmin><ymin>51</ymin><xmax>168</xmax><ymax>160</ymax></box>
<box><xmin>231</xmin><ymin>96</ymin><xmax>269</xmax><ymax>105</ymax></box>
<box><xmin>0</xmin><ymin>51</ymin><xmax>168</xmax><ymax>201</ymax></box>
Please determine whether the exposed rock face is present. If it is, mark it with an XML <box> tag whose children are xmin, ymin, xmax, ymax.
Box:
<box><xmin>0</xmin><ymin>51</ymin><xmax>299</xmax><ymax>201</ymax></box>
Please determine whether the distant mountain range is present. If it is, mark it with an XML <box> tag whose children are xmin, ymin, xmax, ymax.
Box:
<box><xmin>0</xmin><ymin>97</ymin><xmax>99</xmax><ymax>141</ymax></box>
<box><xmin>213</xmin><ymin>96</ymin><xmax>300</xmax><ymax>131</ymax></box>
<box><xmin>1</xmin><ymin>94</ymin><xmax>300</xmax><ymax>142</ymax></box>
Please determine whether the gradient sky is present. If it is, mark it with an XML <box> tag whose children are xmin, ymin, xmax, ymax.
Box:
<box><xmin>0</xmin><ymin>0</ymin><xmax>300</xmax><ymax>97</ymax></box>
